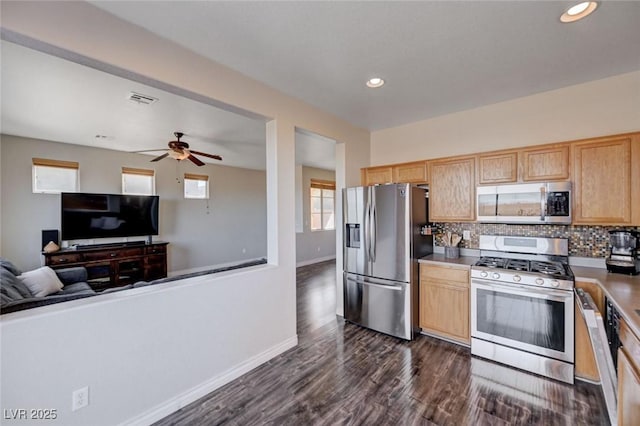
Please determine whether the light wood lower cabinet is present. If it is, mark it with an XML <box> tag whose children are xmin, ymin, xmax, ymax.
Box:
<box><xmin>618</xmin><ymin>319</ymin><xmax>640</xmax><ymax>426</ymax></box>
<box><xmin>419</xmin><ymin>263</ymin><xmax>470</xmax><ymax>344</ymax></box>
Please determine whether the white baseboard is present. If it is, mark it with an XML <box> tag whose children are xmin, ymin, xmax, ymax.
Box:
<box><xmin>122</xmin><ymin>335</ymin><xmax>298</xmax><ymax>426</ymax></box>
<box><xmin>296</xmin><ymin>255</ymin><xmax>336</xmax><ymax>267</ymax></box>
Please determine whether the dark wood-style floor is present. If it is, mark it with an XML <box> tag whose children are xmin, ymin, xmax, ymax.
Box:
<box><xmin>155</xmin><ymin>260</ymin><xmax>609</xmax><ymax>426</ymax></box>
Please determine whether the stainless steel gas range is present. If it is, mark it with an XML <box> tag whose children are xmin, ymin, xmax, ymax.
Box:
<box><xmin>470</xmin><ymin>235</ymin><xmax>575</xmax><ymax>384</ymax></box>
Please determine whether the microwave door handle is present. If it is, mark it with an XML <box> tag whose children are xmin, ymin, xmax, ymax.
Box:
<box><xmin>540</xmin><ymin>186</ymin><xmax>547</xmax><ymax>222</ymax></box>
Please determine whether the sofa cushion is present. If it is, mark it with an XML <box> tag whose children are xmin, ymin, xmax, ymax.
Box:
<box><xmin>57</xmin><ymin>282</ymin><xmax>94</xmax><ymax>295</ymax></box>
<box><xmin>18</xmin><ymin>266</ymin><xmax>64</xmax><ymax>297</ymax></box>
<box><xmin>55</xmin><ymin>267</ymin><xmax>88</xmax><ymax>285</ymax></box>
<box><xmin>1</xmin><ymin>269</ymin><xmax>34</xmax><ymax>307</ymax></box>
<box><xmin>0</xmin><ymin>257</ymin><xmax>22</xmax><ymax>276</ymax></box>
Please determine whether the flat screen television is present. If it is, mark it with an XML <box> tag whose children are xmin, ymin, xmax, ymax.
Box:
<box><xmin>61</xmin><ymin>193</ymin><xmax>159</xmax><ymax>240</ymax></box>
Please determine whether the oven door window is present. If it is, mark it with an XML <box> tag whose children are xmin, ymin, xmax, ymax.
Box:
<box><xmin>476</xmin><ymin>288</ymin><xmax>565</xmax><ymax>352</ymax></box>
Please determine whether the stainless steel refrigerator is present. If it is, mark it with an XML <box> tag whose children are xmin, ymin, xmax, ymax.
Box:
<box><xmin>343</xmin><ymin>183</ymin><xmax>433</xmax><ymax>340</ymax></box>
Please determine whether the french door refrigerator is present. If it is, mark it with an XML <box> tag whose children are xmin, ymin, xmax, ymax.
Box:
<box><xmin>343</xmin><ymin>183</ymin><xmax>433</xmax><ymax>340</ymax></box>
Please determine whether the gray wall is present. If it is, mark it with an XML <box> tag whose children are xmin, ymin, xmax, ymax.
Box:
<box><xmin>295</xmin><ymin>166</ymin><xmax>336</xmax><ymax>265</ymax></box>
<box><xmin>0</xmin><ymin>134</ymin><xmax>267</xmax><ymax>272</ymax></box>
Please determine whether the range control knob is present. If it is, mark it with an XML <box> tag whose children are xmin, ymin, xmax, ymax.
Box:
<box><xmin>550</xmin><ymin>280</ymin><xmax>560</xmax><ymax>288</ymax></box>
<box><xmin>480</xmin><ymin>271</ymin><xmax>488</xmax><ymax>278</ymax></box>
<box><xmin>513</xmin><ymin>275</ymin><xmax>521</xmax><ymax>282</ymax></box>
<box><xmin>535</xmin><ymin>278</ymin><xmax>545</xmax><ymax>286</ymax></box>
<box><xmin>492</xmin><ymin>272</ymin><xmax>500</xmax><ymax>280</ymax></box>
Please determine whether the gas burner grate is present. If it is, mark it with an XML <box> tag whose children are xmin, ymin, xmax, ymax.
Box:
<box><xmin>505</xmin><ymin>259</ymin><xmax>529</xmax><ymax>271</ymax></box>
<box><xmin>529</xmin><ymin>261</ymin><xmax>566</xmax><ymax>276</ymax></box>
<box><xmin>475</xmin><ymin>257</ymin><xmax>508</xmax><ymax>268</ymax></box>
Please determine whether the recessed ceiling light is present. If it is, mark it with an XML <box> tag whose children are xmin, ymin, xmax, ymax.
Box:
<box><xmin>366</xmin><ymin>77</ymin><xmax>385</xmax><ymax>88</ymax></box>
<box><xmin>561</xmin><ymin>1</ymin><xmax>598</xmax><ymax>23</ymax></box>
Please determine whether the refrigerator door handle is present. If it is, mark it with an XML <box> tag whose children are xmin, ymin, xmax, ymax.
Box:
<box><xmin>370</xmin><ymin>190</ymin><xmax>377</xmax><ymax>262</ymax></box>
<box><xmin>364</xmin><ymin>191</ymin><xmax>371</xmax><ymax>260</ymax></box>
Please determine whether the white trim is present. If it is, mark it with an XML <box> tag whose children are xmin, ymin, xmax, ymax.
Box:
<box><xmin>296</xmin><ymin>255</ymin><xmax>336</xmax><ymax>267</ymax></box>
<box><xmin>121</xmin><ymin>335</ymin><xmax>298</xmax><ymax>426</ymax></box>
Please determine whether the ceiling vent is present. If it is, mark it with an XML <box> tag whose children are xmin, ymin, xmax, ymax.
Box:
<box><xmin>127</xmin><ymin>91</ymin><xmax>158</xmax><ymax>105</ymax></box>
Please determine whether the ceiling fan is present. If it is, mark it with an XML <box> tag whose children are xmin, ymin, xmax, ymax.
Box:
<box><xmin>134</xmin><ymin>132</ymin><xmax>222</xmax><ymax>166</ymax></box>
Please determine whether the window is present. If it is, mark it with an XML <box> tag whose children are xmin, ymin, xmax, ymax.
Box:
<box><xmin>310</xmin><ymin>179</ymin><xmax>335</xmax><ymax>231</ymax></box>
<box><xmin>32</xmin><ymin>158</ymin><xmax>79</xmax><ymax>194</ymax></box>
<box><xmin>122</xmin><ymin>167</ymin><xmax>155</xmax><ymax>195</ymax></box>
<box><xmin>184</xmin><ymin>173</ymin><xmax>209</xmax><ymax>199</ymax></box>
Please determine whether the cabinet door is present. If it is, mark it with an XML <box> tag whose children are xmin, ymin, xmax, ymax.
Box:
<box><xmin>393</xmin><ymin>161</ymin><xmax>428</xmax><ymax>184</ymax></box>
<box><xmin>521</xmin><ymin>145</ymin><xmax>570</xmax><ymax>181</ymax></box>
<box><xmin>618</xmin><ymin>348</ymin><xmax>640</xmax><ymax>426</ymax></box>
<box><xmin>573</xmin><ymin>137</ymin><xmax>633</xmax><ymax>224</ymax></box>
<box><xmin>420</xmin><ymin>279</ymin><xmax>469</xmax><ymax>344</ymax></box>
<box><xmin>361</xmin><ymin>166</ymin><xmax>393</xmax><ymax>186</ymax></box>
<box><xmin>429</xmin><ymin>156</ymin><xmax>476</xmax><ymax>221</ymax></box>
<box><xmin>574</xmin><ymin>298</ymin><xmax>599</xmax><ymax>382</ymax></box>
<box><xmin>576</xmin><ymin>280</ymin><xmax>604</xmax><ymax>313</ymax></box>
<box><xmin>478</xmin><ymin>152</ymin><xmax>517</xmax><ymax>184</ymax></box>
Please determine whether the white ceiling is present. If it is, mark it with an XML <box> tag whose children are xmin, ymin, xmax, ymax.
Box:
<box><xmin>89</xmin><ymin>1</ymin><xmax>640</xmax><ymax>131</ymax></box>
<box><xmin>0</xmin><ymin>41</ymin><xmax>337</xmax><ymax>171</ymax></box>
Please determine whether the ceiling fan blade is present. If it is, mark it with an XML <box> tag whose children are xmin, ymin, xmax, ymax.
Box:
<box><xmin>150</xmin><ymin>152</ymin><xmax>170</xmax><ymax>162</ymax></box>
<box><xmin>190</xmin><ymin>150</ymin><xmax>222</xmax><ymax>161</ymax></box>
<box><xmin>131</xmin><ymin>148</ymin><xmax>168</xmax><ymax>153</ymax></box>
<box><xmin>187</xmin><ymin>154</ymin><xmax>205</xmax><ymax>166</ymax></box>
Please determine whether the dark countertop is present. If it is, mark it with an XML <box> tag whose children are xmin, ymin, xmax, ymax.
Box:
<box><xmin>572</xmin><ymin>266</ymin><xmax>640</xmax><ymax>340</ymax></box>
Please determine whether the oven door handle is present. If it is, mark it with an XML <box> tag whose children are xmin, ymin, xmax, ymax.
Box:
<box><xmin>471</xmin><ymin>278</ymin><xmax>572</xmax><ymax>301</ymax></box>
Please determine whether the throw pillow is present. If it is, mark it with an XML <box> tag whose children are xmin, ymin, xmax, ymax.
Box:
<box><xmin>18</xmin><ymin>267</ymin><xmax>64</xmax><ymax>297</ymax></box>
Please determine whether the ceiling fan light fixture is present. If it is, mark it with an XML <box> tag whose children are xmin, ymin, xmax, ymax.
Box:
<box><xmin>560</xmin><ymin>2</ymin><xmax>598</xmax><ymax>23</ymax></box>
<box><xmin>366</xmin><ymin>77</ymin><xmax>385</xmax><ymax>88</ymax></box>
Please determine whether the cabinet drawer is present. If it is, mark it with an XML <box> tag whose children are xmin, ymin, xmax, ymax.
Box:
<box><xmin>83</xmin><ymin>247</ymin><xmax>143</xmax><ymax>261</ymax></box>
<box><xmin>420</xmin><ymin>264</ymin><xmax>469</xmax><ymax>284</ymax></box>
<box><xmin>147</xmin><ymin>254</ymin><xmax>166</xmax><ymax>265</ymax></box>
<box><xmin>620</xmin><ymin>319</ymin><xmax>640</xmax><ymax>365</ymax></box>
<box><xmin>146</xmin><ymin>245</ymin><xmax>166</xmax><ymax>255</ymax></box>
<box><xmin>47</xmin><ymin>253</ymin><xmax>83</xmax><ymax>265</ymax></box>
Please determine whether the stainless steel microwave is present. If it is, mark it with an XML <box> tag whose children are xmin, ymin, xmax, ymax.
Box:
<box><xmin>477</xmin><ymin>182</ymin><xmax>571</xmax><ymax>224</ymax></box>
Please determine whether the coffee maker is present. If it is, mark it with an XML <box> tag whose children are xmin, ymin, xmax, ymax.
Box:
<box><xmin>606</xmin><ymin>230</ymin><xmax>640</xmax><ymax>275</ymax></box>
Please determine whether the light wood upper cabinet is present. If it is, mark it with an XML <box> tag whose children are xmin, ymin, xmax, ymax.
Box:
<box><xmin>361</xmin><ymin>161</ymin><xmax>428</xmax><ymax>185</ymax></box>
<box><xmin>361</xmin><ymin>166</ymin><xmax>393</xmax><ymax>186</ymax></box>
<box><xmin>572</xmin><ymin>134</ymin><xmax>639</xmax><ymax>225</ymax></box>
<box><xmin>393</xmin><ymin>161</ymin><xmax>428</xmax><ymax>184</ymax></box>
<box><xmin>521</xmin><ymin>145</ymin><xmax>570</xmax><ymax>181</ymax></box>
<box><xmin>419</xmin><ymin>263</ymin><xmax>470</xmax><ymax>345</ymax></box>
<box><xmin>478</xmin><ymin>151</ymin><xmax>518</xmax><ymax>184</ymax></box>
<box><xmin>429</xmin><ymin>156</ymin><xmax>476</xmax><ymax>222</ymax></box>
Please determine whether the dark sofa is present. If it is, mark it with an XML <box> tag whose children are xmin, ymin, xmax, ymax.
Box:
<box><xmin>0</xmin><ymin>258</ymin><xmax>130</xmax><ymax>315</ymax></box>
<box><xmin>1</xmin><ymin>257</ymin><xmax>268</xmax><ymax>315</ymax></box>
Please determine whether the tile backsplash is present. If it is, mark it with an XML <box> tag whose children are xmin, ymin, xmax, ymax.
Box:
<box><xmin>432</xmin><ymin>223</ymin><xmax>640</xmax><ymax>258</ymax></box>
